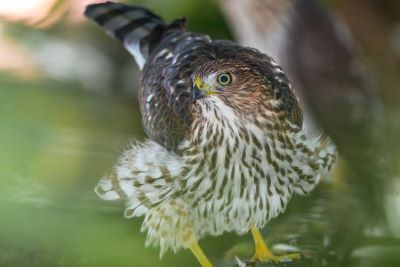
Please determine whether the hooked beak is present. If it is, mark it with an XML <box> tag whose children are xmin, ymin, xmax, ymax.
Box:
<box><xmin>193</xmin><ymin>76</ymin><xmax>205</xmax><ymax>101</ymax></box>
<box><xmin>192</xmin><ymin>76</ymin><xmax>219</xmax><ymax>101</ymax></box>
<box><xmin>193</xmin><ymin>85</ymin><xmax>205</xmax><ymax>101</ymax></box>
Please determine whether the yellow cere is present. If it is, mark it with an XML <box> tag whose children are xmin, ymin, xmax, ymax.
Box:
<box><xmin>194</xmin><ymin>76</ymin><xmax>205</xmax><ymax>90</ymax></box>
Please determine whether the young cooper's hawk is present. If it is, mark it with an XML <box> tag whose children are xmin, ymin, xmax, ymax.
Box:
<box><xmin>85</xmin><ymin>2</ymin><xmax>336</xmax><ymax>266</ymax></box>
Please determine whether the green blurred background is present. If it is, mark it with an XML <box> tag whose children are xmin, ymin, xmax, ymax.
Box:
<box><xmin>0</xmin><ymin>0</ymin><xmax>399</xmax><ymax>267</ymax></box>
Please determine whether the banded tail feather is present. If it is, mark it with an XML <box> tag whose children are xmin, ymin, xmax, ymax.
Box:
<box><xmin>84</xmin><ymin>2</ymin><xmax>167</xmax><ymax>69</ymax></box>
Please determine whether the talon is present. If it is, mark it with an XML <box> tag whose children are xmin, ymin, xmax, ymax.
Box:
<box><xmin>249</xmin><ymin>226</ymin><xmax>302</xmax><ymax>265</ymax></box>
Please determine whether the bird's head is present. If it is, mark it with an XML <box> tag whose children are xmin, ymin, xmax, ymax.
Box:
<box><xmin>191</xmin><ymin>58</ymin><xmax>268</xmax><ymax>106</ymax></box>
<box><xmin>192</xmin><ymin>69</ymin><xmax>233</xmax><ymax>100</ymax></box>
<box><xmin>191</xmin><ymin>53</ymin><xmax>303</xmax><ymax>127</ymax></box>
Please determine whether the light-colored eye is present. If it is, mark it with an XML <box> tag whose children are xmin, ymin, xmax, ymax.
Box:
<box><xmin>217</xmin><ymin>73</ymin><xmax>232</xmax><ymax>86</ymax></box>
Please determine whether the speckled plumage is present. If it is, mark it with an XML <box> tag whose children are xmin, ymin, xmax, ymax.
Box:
<box><xmin>85</xmin><ymin>1</ymin><xmax>336</xmax><ymax>259</ymax></box>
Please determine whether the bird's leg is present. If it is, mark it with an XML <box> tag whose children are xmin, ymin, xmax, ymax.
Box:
<box><xmin>250</xmin><ymin>226</ymin><xmax>300</xmax><ymax>264</ymax></box>
<box><xmin>189</xmin><ymin>242</ymin><xmax>214</xmax><ymax>267</ymax></box>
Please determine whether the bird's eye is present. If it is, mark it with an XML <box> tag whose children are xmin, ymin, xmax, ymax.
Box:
<box><xmin>217</xmin><ymin>73</ymin><xmax>232</xmax><ymax>86</ymax></box>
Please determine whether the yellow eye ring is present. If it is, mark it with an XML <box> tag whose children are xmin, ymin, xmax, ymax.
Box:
<box><xmin>217</xmin><ymin>73</ymin><xmax>232</xmax><ymax>86</ymax></box>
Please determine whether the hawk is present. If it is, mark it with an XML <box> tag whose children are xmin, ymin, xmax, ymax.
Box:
<box><xmin>85</xmin><ymin>2</ymin><xmax>337</xmax><ymax>266</ymax></box>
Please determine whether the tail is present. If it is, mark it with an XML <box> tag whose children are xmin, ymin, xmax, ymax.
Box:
<box><xmin>85</xmin><ymin>2</ymin><xmax>171</xmax><ymax>69</ymax></box>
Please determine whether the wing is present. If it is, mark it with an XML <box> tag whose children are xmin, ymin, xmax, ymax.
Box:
<box><xmin>140</xmin><ymin>32</ymin><xmax>216</xmax><ymax>151</ymax></box>
<box><xmin>85</xmin><ymin>2</ymin><xmax>217</xmax><ymax>152</ymax></box>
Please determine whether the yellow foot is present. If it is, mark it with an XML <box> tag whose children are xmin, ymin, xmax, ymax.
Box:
<box><xmin>248</xmin><ymin>226</ymin><xmax>301</xmax><ymax>265</ymax></box>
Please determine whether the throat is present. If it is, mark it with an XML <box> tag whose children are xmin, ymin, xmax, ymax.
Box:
<box><xmin>189</xmin><ymin>96</ymin><xmax>269</xmax><ymax>171</ymax></box>
<box><xmin>191</xmin><ymin>97</ymin><xmax>243</xmax><ymax>149</ymax></box>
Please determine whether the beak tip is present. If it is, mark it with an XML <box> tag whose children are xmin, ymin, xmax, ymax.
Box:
<box><xmin>193</xmin><ymin>86</ymin><xmax>205</xmax><ymax>101</ymax></box>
